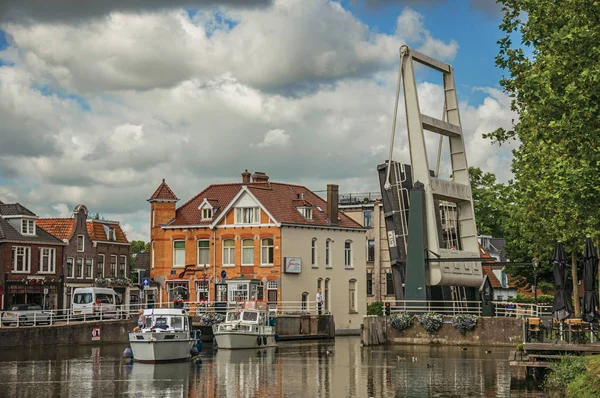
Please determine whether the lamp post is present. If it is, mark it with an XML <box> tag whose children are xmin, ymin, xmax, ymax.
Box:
<box><xmin>532</xmin><ymin>258</ymin><xmax>539</xmax><ymax>306</ymax></box>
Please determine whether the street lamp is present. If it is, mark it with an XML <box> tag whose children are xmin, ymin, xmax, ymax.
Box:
<box><xmin>532</xmin><ymin>258</ymin><xmax>539</xmax><ymax>306</ymax></box>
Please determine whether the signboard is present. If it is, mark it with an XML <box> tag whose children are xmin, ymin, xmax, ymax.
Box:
<box><xmin>388</xmin><ymin>231</ymin><xmax>397</xmax><ymax>248</ymax></box>
<box><xmin>142</xmin><ymin>278</ymin><xmax>151</xmax><ymax>289</ymax></box>
<box><xmin>221</xmin><ymin>270</ymin><xmax>227</xmax><ymax>279</ymax></box>
<box><xmin>43</xmin><ymin>288</ymin><xmax>49</xmax><ymax>295</ymax></box>
<box><xmin>284</xmin><ymin>257</ymin><xmax>302</xmax><ymax>274</ymax></box>
<box><xmin>92</xmin><ymin>328</ymin><xmax>101</xmax><ymax>341</ymax></box>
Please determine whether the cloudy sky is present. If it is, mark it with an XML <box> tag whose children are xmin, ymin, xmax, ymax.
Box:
<box><xmin>0</xmin><ymin>0</ymin><xmax>517</xmax><ymax>241</ymax></box>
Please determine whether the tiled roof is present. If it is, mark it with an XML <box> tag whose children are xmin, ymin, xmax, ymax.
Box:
<box><xmin>0</xmin><ymin>203</ymin><xmax>36</xmax><ymax>217</ymax></box>
<box><xmin>35</xmin><ymin>218</ymin><xmax>75</xmax><ymax>240</ymax></box>
<box><xmin>168</xmin><ymin>182</ymin><xmax>363</xmax><ymax>230</ymax></box>
<box><xmin>482</xmin><ymin>265</ymin><xmax>516</xmax><ymax>290</ymax></box>
<box><xmin>0</xmin><ymin>218</ymin><xmax>65</xmax><ymax>245</ymax></box>
<box><xmin>134</xmin><ymin>252</ymin><xmax>150</xmax><ymax>270</ymax></box>
<box><xmin>36</xmin><ymin>218</ymin><xmax>129</xmax><ymax>244</ymax></box>
<box><xmin>148</xmin><ymin>179</ymin><xmax>179</xmax><ymax>202</ymax></box>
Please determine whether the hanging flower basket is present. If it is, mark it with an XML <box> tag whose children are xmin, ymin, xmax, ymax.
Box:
<box><xmin>451</xmin><ymin>314</ymin><xmax>478</xmax><ymax>333</ymax></box>
<box><xmin>390</xmin><ymin>312</ymin><xmax>413</xmax><ymax>332</ymax></box>
<box><xmin>199</xmin><ymin>312</ymin><xmax>225</xmax><ymax>326</ymax></box>
<box><xmin>419</xmin><ymin>312</ymin><xmax>444</xmax><ymax>334</ymax></box>
<box><xmin>94</xmin><ymin>277</ymin><xmax>133</xmax><ymax>288</ymax></box>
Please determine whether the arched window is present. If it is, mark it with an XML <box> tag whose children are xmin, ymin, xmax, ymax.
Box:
<box><xmin>344</xmin><ymin>240</ymin><xmax>353</xmax><ymax>268</ymax></box>
<box><xmin>325</xmin><ymin>239</ymin><xmax>332</xmax><ymax>268</ymax></box>
<box><xmin>242</xmin><ymin>239</ymin><xmax>254</xmax><ymax>265</ymax></box>
<box><xmin>223</xmin><ymin>239</ymin><xmax>235</xmax><ymax>266</ymax></box>
<box><xmin>317</xmin><ymin>277</ymin><xmax>323</xmax><ymax>291</ymax></box>
<box><xmin>324</xmin><ymin>278</ymin><xmax>330</xmax><ymax>311</ymax></box>
<box><xmin>311</xmin><ymin>238</ymin><xmax>318</xmax><ymax>267</ymax></box>
<box><xmin>261</xmin><ymin>238</ymin><xmax>274</xmax><ymax>265</ymax></box>
<box><xmin>349</xmin><ymin>279</ymin><xmax>357</xmax><ymax>312</ymax></box>
<box><xmin>302</xmin><ymin>292</ymin><xmax>309</xmax><ymax>311</ymax></box>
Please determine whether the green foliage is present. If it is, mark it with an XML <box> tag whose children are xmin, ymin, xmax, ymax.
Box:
<box><xmin>451</xmin><ymin>314</ymin><xmax>478</xmax><ymax>334</ymax></box>
<box><xmin>418</xmin><ymin>312</ymin><xmax>444</xmax><ymax>334</ymax></box>
<box><xmin>537</xmin><ymin>294</ymin><xmax>554</xmax><ymax>305</ymax></box>
<box><xmin>490</xmin><ymin>0</ymin><xmax>600</xmax><ymax>316</ymax></box>
<box><xmin>544</xmin><ymin>356</ymin><xmax>600</xmax><ymax>396</ymax></box>
<box><xmin>390</xmin><ymin>312</ymin><xmax>413</xmax><ymax>333</ymax></box>
<box><xmin>367</xmin><ymin>302</ymin><xmax>384</xmax><ymax>316</ymax></box>
<box><xmin>130</xmin><ymin>240</ymin><xmax>150</xmax><ymax>254</ymax></box>
<box><xmin>537</xmin><ymin>281</ymin><xmax>554</xmax><ymax>294</ymax></box>
<box><xmin>469</xmin><ymin>166</ymin><xmax>512</xmax><ymax>238</ymax></box>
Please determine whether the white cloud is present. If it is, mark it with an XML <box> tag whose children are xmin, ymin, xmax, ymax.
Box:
<box><xmin>51</xmin><ymin>203</ymin><xmax>71</xmax><ymax>218</ymax></box>
<box><xmin>0</xmin><ymin>1</ymin><xmax>516</xmax><ymax>241</ymax></box>
<box><xmin>252</xmin><ymin>129</ymin><xmax>292</xmax><ymax>149</ymax></box>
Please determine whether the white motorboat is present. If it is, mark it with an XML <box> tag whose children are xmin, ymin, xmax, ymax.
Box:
<box><xmin>128</xmin><ymin>308</ymin><xmax>199</xmax><ymax>363</ymax></box>
<box><xmin>212</xmin><ymin>302</ymin><xmax>276</xmax><ymax>349</ymax></box>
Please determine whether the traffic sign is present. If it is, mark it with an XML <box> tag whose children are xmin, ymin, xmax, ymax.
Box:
<box><xmin>221</xmin><ymin>270</ymin><xmax>227</xmax><ymax>279</ymax></box>
<box><xmin>142</xmin><ymin>278</ymin><xmax>151</xmax><ymax>289</ymax></box>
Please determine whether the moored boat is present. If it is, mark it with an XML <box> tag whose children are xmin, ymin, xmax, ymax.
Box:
<box><xmin>128</xmin><ymin>308</ymin><xmax>199</xmax><ymax>363</ymax></box>
<box><xmin>213</xmin><ymin>301</ymin><xmax>276</xmax><ymax>349</ymax></box>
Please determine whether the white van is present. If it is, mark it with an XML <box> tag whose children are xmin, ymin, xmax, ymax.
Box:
<box><xmin>72</xmin><ymin>287</ymin><xmax>121</xmax><ymax>319</ymax></box>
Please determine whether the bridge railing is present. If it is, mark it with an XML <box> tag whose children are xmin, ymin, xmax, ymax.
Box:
<box><xmin>385</xmin><ymin>300</ymin><xmax>554</xmax><ymax>318</ymax></box>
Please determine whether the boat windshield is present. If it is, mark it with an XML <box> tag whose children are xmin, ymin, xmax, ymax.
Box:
<box><xmin>226</xmin><ymin>312</ymin><xmax>240</xmax><ymax>322</ymax></box>
<box><xmin>147</xmin><ymin>316</ymin><xmax>187</xmax><ymax>331</ymax></box>
<box><xmin>242</xmin><ymin>311</ymin><xmax>258</xmax><ymax>322</ymax></box>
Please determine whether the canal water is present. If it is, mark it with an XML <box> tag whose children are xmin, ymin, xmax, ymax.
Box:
<box><xmin>0</xmin><ymin>337</ymin><xmax>544</xmax><ymax>397</ymax></box>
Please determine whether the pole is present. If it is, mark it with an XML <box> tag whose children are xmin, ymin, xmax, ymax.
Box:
<box><xmin>534</xmin><ymin>269</ymin><xmax>537</xmax><ymax>306</ymax></box>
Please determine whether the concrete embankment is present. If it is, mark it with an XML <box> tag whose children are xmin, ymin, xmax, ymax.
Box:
<box><xmin>362</xmin><ymin>316</ymin><xmax>522</xmax><ymax>347</ymax></box>
<box><xmin>0</xmin><ymin>319</ymin><xmax>137</xmax><ymax>349</ymax></box>
<box><xmin>0</xmin><ymin>315</ymin><xmax>335</xmax><ymax>348</ymax></box>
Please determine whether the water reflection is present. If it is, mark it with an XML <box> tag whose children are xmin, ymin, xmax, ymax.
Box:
<box><xmin>0</xmin><ymin>338</ymin><xmax>544</xmax><ymax>397</ymax></box>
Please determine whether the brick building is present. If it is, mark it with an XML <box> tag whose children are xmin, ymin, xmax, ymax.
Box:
<box><xmin>37</xmin><ymin>204</ymin><xmax>131</xmax><ymax>309</ymax></box>
<box><xmin>149</xmin><ymin>171</ymin><xmax>367</xmax><ymax>331</ymax></box>
<box><xmin>0</xmin><ymin>201</ymin><xmax>66</xmax><ymax>310</ymax></box>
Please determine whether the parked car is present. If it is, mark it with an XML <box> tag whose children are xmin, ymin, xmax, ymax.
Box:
<box><xmin>2</xmin><ymin>304</ymin><xmax>54</xmax><ymax>326</ymax></box>
<box><xmin>72</xmin><ymin>287</ymin><xmax>122</xmax><ymax>319</ymax></box>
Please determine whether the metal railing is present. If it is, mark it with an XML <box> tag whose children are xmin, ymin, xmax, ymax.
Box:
<box><xmin>385</xmin><ymin>300</ymin><xmax>554</xmax><ymax>318</ymax></box>
<box><xmin>0</xmin><ymin>300</ymin><xmax>330</xmax><ymax>328</ymax></box>
<box><xmin>493</xmin><ymin>301</ymin><xmax>553</xmax><ymax>318</ymax></box>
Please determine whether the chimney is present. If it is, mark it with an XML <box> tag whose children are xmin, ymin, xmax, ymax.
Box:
<box><xmin>252</xmin><ymin>171</ymin><xmax>269</xmax><ymax>183</ymax></box>
<box><xmin>242</xmin><ymin>169</ymin><xmax>251</xmax><ymax>183</ymax></box>
<box><xmin>327</xmin><ymin>184</ymin><xmax>339</xmax><ymax>224</ymax></box>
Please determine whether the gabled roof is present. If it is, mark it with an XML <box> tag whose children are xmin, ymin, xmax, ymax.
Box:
<box><xmin>0</xmin><ymin>217</ymin><xmax>64</xmax><ymax>245</ymax></box>
<box><xmin>0</xmin><ymin>203</ymin><xmax>36</xmax><ymax>217</ymax></box>
<box><xmin>482</xmin><ymin>265</ymin><xmax>516</xmax><ymax>290</ymax></box>
<box><xmin>166</xmin><ymin>181</ymin><xmax>363</xmax><ymax>230</ymax></box>
<box><xmin>134</xmin><ymin>252</ymin><xmax>150</xmax><ymax>270</ymax></box>
<box><xmin>36</xmin><ymin>218</ymin><xmax>129</xmax><ymax>244</ymax></box>
<box><xmin>148</xmin><ymin>179</ymin><xmax>179</xmax><ymax>202</ymax></box>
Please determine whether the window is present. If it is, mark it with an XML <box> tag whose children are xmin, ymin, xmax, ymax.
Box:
<box><xmin>325</xmin><ymin>239</ymin><xmax>332</xmax><ymax>268</ymax></box>
<box><xmin>242</xmin><ymin>239</ymin><xmax>254</xmax><ymax>265</ymax></box>
<box><xmin>317</xmin><ymin>278</ymin><xmax>322</xmax><ymax>291</ymax></box>
<box><xmin>297</xmin><ymin>207</ymin><xmax>313</xmax><ymax>219</ymax></box>
<box><xmin>39</xmin><ymin>248</ymin><xmax>55</xmax><ymax>273</ymax></box>
<box><xmin>85</xmin><ymin>258</ymin><xmax>93</xmax><ymax>278</ymax></box>
<box><xmin>349</xmin><ymin>279</ymin><xmax>357</xmax><ymax>313</ymax></box>
<box><xmin>235</xmin><ymin>207</ymin><xmax>259</xmax><ymax>224</ymax></box>
<box><xmin>120</xmin><ymin>255</ymin><xmax>127</xmax><ymax>277</ymax></box>
<box><xmin>21</xmin><ymin>219</ymin><xmax>35</xmax><ymax>235</ymax></box>
<box><xmin>152</xmin><ymin>209</ymin><xmax>155</xmax><ymax>228</ymax></box>
<box><xmin>261</xmin><ymin>238</ymin><xmax>274</xmax><ymax>266</ymax></box>
<box><xmin>197</xmin><ymin>240</ymin><xmax>210</xmax><ymax>266</ymax></box>
<box><xmin>301</xmin><ymin>292</ymin><xmax>308</xmax><ymax>311</ymax></box>
<box><xmin>222</xmin><ymin>239</ymin><xmax>235</xmax><ymax>267</ymax></box>
<box><xmin>311</xmin><ymin>238</ymin><xmax>317</xmax><ymax>267</ymax></box>
<box><xmin>344</xmin><ymin>240</ymin><xmax>352</xmax><ymax>268</ymax></box>
<box><xmin>386</xmin><ymin>272</ymin><xmax>394</xmax><ymax>296</ymax></box>
<box><xmin>66</xmin><ymin>257</ymin><xmax>74</xmax><ymax>278</ymax></box>
<box><xmin>97</xmin><ymin>254</ymin><xmax>105</xmax><ymax>278</ymax></box>
<box><xmin>12</xmin><ymin>246</ymin><xmax>31</xmax><ymax>272</ymax></box>
<box><xmin>324</xmin><ymin>278</ymin><xmax>330</xmax><ymax>311</ymax></box>
<box><xmin>110</xmin><ymin>255</ymin><xmax>117</xmax><ymax>278</ymax></box>
<box><xmin>363</xmin><ymin>210</ymin><xmax>372</xmax><ymax>228</ymax></box>
<box><xmin>195</xmin><ymin>280</ymin><xmax>209</xmax><ymax>301</ymax></box>
<box><xmin>267</xmin><ymin>280</ymin><xmax>278</xmax><ymax>290</ymax></box>
<box><xmin>167</xmin><ymin>281</ymin><xmax>189</xmax><ymax>302</ymax></box>
<box><xmin>173</xmin><ymin>241</ymin><xmax>185</xmax><ymax>267</ymax></box>
<box><xmin>228</xmin><ymin>283</ymin><xmax>249</xmax><ymax>302</ymax></box>
<box><xmin>77</xmin><ymin>235</ymin><xmax>84</xmax><ymax>252</ymax></box>
<box><xmin>77</xmin><ymin>258</ymin><xmax>84</xmax><ymax>278</ymax></box>
<box><xmin>367</xmin><ymin>240</ymin><xmax>375</xmax><ymax>262</ymax></box>
<box><xmin>201</xmin><ymin>208</ymin><xmax>213</xmax><ymax>220</ymax></box>
<box><xmin>367</xmin><ymin>273</ymin><xmax>373</xmax><ymax>296</ymax></box>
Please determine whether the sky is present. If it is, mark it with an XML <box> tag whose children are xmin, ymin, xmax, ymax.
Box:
<box><xmin>0</xmin><ymin>0</ymin><xmax>518</xmax><ymax>241</ymax></box>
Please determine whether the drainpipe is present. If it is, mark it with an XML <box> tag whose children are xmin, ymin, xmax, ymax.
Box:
<box><xmin>213</xmin><ymin>227</ymin><xmax>217</xmax><ymax>301</ymax></box>
<box><xmin>378</xmin><ymin>203</ymin><xmax>382</xmax><ymax>302</ymax></box>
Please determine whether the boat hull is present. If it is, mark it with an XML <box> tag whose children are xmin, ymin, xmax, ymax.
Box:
<box><xmin>129</xmin><ymin>332</ymin><xmax>195</xmax><ymax>363</ymax></box>
<box><xmin>214</xmin><ymin>331</ymin><xmax>276</xmax><ymax>350</ymax></box>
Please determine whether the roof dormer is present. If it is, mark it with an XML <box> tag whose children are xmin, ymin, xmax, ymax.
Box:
<box><xmin>20</xmin><ymin>217</ymin><xmax>36</xmax><ymax>236</ymax></box>
<box><xmin>198</xmin><ymin>198</ymin><xmax>219</xmax><ymax>221</ymax></box>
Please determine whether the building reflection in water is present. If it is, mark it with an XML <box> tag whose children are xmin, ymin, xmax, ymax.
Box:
<box><xmin>0</xmin><ymin>338</ymin><xmax>545</xmax><ymax>397</ymax></box>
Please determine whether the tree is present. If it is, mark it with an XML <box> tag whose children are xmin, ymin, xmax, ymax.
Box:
<box><xmin>489</xmin><ymin>0</ymin><xmax>600</xmax><ymax>315</ymax></box>
<box><xmin>469</xmin><ymin>166</ymin><xmax>512</xmax><ymax>238</ymax></box>
<box><xmin>130</xmin><ymin>240</ymin><xmax>150</xmax><ymax>254</ymax></box>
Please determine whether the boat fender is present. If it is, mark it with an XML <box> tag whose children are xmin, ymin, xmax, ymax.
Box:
<box><xmin>262</xmin><ymin>336</ymin><xmax>267</xmax><ymax>346</ymax></box>
<box><xmin>257</xmin><ymin>336</ymin><xmax>262</xmax><ymax>347</ymax></box>
<box><xmin>274</xmin><ymin>333</ymin><xmax>279</xmax><ymax>342</ymax></box>
<box><xmin>190</xmin><ymin>346</ymin><xmax>199</xmax><ymax>357</ymax></box>
<box><xmin>195</xmin><ymin>340</ymin><xmax>203</xmax><ymax>353</ymax></box>
<box><xmin>123</xmin><ymin>347</ymin><xmax>133</xmax><ymax>358</ymax></box>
